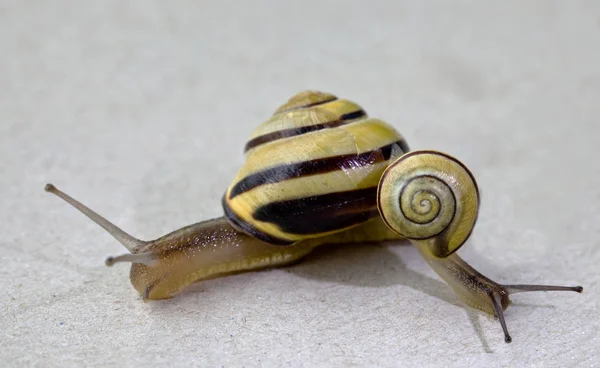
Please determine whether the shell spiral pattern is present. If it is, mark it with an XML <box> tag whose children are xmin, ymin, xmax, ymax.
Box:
<box><xmin>223</xmin><ymin>91</ymin><xmax>410</xmax><ymax>245</ymax></box>
<box><xmin>377</xmin><ymin>150</ymin><xmax>480</xmax><ymax>257</ymax></box>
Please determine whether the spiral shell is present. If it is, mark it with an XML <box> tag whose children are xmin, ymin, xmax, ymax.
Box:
<box><xmin>223</xmin><ymin>91</ymin><xmax>410</xmax><ymax>245</ymax></box>
<box><xmin>377</xmin><ymin>150</ymin><xmax>479</xmax><ymax>257</ymax></box>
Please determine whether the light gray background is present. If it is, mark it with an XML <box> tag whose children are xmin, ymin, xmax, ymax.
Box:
<box><xmin>1</xmin><ymin>1</ymin><xmax>599</xmax><ymax>367</ymax></box>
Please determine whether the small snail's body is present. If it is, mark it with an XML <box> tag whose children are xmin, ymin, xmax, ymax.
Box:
<box><xmin>46</xmin><ymin>91</ymin><xmax>582</xmax><ymax>344</ymax></box>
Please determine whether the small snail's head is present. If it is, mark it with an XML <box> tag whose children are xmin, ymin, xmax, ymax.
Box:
<box><xmin>377</xmin><ymin>150</ymin><xmax>480</xmax><ymax>258</ymax></box>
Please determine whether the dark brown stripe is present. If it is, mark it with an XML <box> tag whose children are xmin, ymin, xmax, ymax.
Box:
<box><xmin>244</xmin><ymin>120</ymin><xmax>347</xmax><ymax>152</ymax></box>
<box><xmin>253</xmin><ymin>187</ymin><xmax>380</xmax><ymax>235</ymax></box>
<box><xmin>303</xmin><ymin>96</ymin><xmax>338</xmax><ymax>108</ymax></box>
<box><xmin>222</xmin><ymin>195</ymin><xmax>294</xmax><ymax>245</ymax></box>
<box><xmin>340</xmin><ymin>110</ymin><xmax>366</xmax><ymax>120</ymax></box>
<box><xmin>231</xmin><ymin>140</ymin><xmax>403</xmax><ymax>199</ymax></box>
<box><xmin>398</xmin><ymin>139</ymin><xmax>410</xmax><ymax>154</ymax></box>
<box><xmin>244</xmin><ymin>109</ymin><xmax>367</xmax><ymax>152</ymax></box>
<box><xmin>279</xmin><ymin>95</ymin><xmax>338</xmax><ymax>113</ymax></box>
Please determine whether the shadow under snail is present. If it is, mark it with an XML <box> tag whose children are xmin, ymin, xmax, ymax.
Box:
<box><xmin>45</xmin><ymin>91</ymin><xmax>582</xmax><ymax>344</ymax></box>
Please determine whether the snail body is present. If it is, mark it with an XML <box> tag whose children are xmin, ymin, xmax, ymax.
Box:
<box><xmin>46</xmin><ymin>91</ymin><xmax>582</xmax><ymax>344</ymax></box>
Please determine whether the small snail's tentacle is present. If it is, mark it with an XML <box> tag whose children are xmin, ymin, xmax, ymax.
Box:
<box><xmin>490</xmin><ymin>291</ymin><xmax>512</xmax><ymax>343</ymax></box>
<box><xmin>377</xmin><ymin>151</ymin><xmax>479</xmax><ymax>258</ymax></box>
<box><xmin>504</xmin><ymin>284</ymin><xmax>583</xmax><ymax>294</ymax></box>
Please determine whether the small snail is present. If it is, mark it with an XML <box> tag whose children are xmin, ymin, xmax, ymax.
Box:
<box><xmin>46</xmin><ymin>91</ymin><xmax>582</xmax><ymax>343</ymax></box>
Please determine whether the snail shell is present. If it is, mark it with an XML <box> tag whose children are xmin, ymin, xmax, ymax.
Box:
<box><xmin>223</xmin><ymin>91</ymin><xmax>410</xmax><ymax>245</ymax></box>
<box><xmin>377</xmin><ymin>150</ymin><xmax>480</xmax><ymax>257</ymax></box>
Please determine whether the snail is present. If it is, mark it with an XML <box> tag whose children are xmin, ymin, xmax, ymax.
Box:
<box><xmin>45</xmin><ymin>91</ymin><xmax>582</xmax><ymax>343</ymax></box>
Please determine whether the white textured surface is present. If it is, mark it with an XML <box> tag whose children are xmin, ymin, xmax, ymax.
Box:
<box><xmin>2</xmin><ymin>1</ymin><xmax>599</xmax><ymax>367</ymax></box>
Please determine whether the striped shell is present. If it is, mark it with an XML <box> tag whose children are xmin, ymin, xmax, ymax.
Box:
<box><xmin>222</xmin><ymin>91</ymin><xmax>410</xmax><ymax>245</ymax></box>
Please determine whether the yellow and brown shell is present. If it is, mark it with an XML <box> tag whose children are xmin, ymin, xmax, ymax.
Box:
<box><xmin>222</xmin><ymin>91</ymin><xmax>410</xmax><ymax>245</ymax></box>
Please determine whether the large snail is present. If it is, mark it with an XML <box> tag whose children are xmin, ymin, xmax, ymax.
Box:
<box><xmin>46</xmin><ymin>91</ymin><xmax>582</xmax><ymax>343</ymax></box>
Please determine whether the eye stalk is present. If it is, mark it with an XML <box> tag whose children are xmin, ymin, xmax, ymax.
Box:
<box><xmin>377</xmin><ymin>150</ymin><xmax>583</xmax><ymax>343</ymax></box>
<box><xmin>44</xmin><ymin>184</ymin><xmax>146</xmax><ymax>253</ymax></box>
